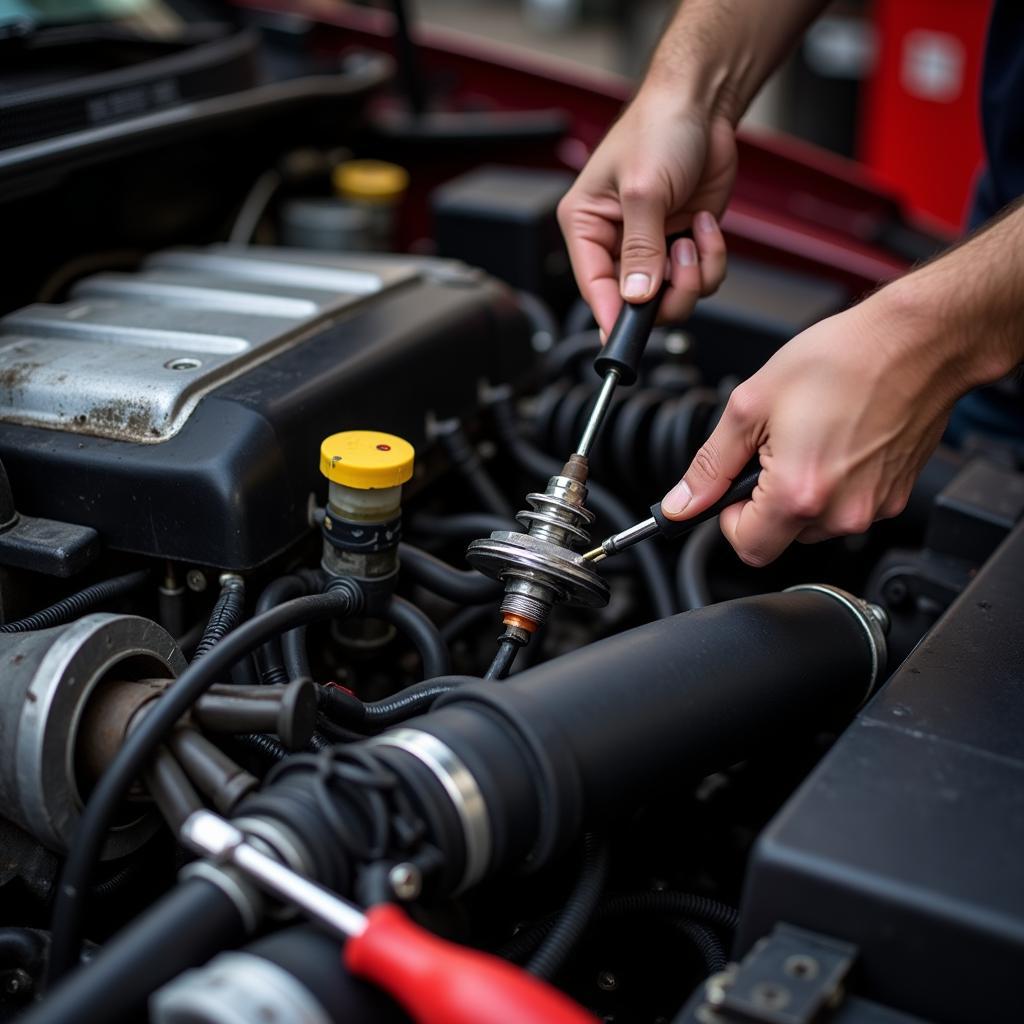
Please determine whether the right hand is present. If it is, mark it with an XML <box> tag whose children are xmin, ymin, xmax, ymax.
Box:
<box><xmin>557</xmin><ymin>86</ymin><xmax>737</xmax><ymax>337</ymax></box>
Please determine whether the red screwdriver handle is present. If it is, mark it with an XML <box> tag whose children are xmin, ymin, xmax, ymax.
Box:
<box><xmin>345</xmin><ymin>904</ymin><xmax>599</xmax><ymax>1024</ymax></box>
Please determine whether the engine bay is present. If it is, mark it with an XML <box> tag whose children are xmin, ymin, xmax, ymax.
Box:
<box><xmin>0</xmin><ymin>11</ymin><xmax>1022</xmax><ymax>1024</ymax></box>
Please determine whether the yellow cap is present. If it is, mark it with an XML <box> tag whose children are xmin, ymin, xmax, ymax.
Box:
<box><xmin>332</xmin><ymin>160</ymin><xmax>409</xmax><ymax>204</ymax></box>
<box><xmin>320</xmin><ymin>431</ymin><xmax>415</xmax><ymax>489</ymax></box>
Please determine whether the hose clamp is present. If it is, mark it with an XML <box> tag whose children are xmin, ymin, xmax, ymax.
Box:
<box><xmin>367</xmin><ymin>728</ymin><xmax>491</xmax><ymax>891</ymax></box>
<box><xmin>179</xmin><ymin>862</ymin><xmax>263</xmax><ymax>935</ymax></box>
<box><xmin>785</xmin><ymin>584</ymin><xmax>889</xmax><ymax>704</ymax></box>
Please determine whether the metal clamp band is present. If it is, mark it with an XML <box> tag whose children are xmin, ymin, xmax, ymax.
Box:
<box><xmin>785</xmin><ymin>584</ymin><xmax>888</xmax><ymax>704</ymax></box>
<box><xmin>367</xmin><ymin>728</ymin><xmax>491</xmax><ymax>891</ymax></box>
<box><xmin>179</xmin><ymin>861</ymin><xmax>264</xmax><ymax>935</ymax></box>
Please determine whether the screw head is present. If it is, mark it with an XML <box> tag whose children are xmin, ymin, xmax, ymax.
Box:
<box><xmin>186</xmin><ymin>569</ymin><xmax>207</xmax><ymax>593</ymax></box>
<box><xmin>389</xmin><ymin>862</ymin><xmax>422</xmax><ymax>901</ymax></box>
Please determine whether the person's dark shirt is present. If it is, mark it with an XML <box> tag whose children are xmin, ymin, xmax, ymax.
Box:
<box><xmin>971</xmin><ymin>0</ymin><xmax>1024</xmax><ymax>226</ymax></box>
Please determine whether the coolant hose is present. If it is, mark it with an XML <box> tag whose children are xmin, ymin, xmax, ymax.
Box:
<box><xmin>384</xmin><ymin>595</ymin><xmax>452</xmax><ymax>679</ymax></box>
<box><xmin>399</xmin><ymin>543</ymin><xmax>501</xmax><ymax>603</ymax></box>
<box><xmin>25</xmin><ymin>879</ymin><xmax>246</xmax><ymax>1024</ymax></box>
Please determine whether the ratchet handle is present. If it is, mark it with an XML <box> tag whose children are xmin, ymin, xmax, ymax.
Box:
<box><xmin>345</xmin><ymin>904</ymin><xmax>598</xmax><ymax>1024</ymax></box>
<box><xmin>650</xmin><ymin>460</ymin><xmax>762</xmax><ymax>541</ymax></box>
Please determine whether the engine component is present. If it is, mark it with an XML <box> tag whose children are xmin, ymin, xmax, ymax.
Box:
<box><xmin>30</xmin><ymin>585</ymin><xmax>886</xmax><ymax>1024</ymax></box>
<box><xmin>0</xmin><ymin>613</ymin><xmax>183</xmax><ymax>856</ymax></box>
<box><xmin>738</xmin><ymin>520</ymin><xmax>1024</xmax><ymax>1024</ymax></box>
<box><xmin>320</xmin><ymin>430</ymin><xmax>414</xmax><ymax>590</ymax></box>
<box><xmin>152</xmin><ymin>928</ymin><xmax>407</xmax><ymax>1024</ymax></box>
<box><xmin>0</xmin><ymin>247</ymin><xmax>532</xmax><ymax>568</ymax></box>
<box><xmin>466</xmin><ymin>454</ymin><xmax>609</xmax><ymax>636</ymax></box>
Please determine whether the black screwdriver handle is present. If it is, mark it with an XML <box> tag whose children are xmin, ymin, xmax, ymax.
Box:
<box><xmin>593</xmin><ymin>231</ymin><xmax>693</xmax><ymax>387</ymax></box>
<box><xmin>593</xmin><ymin>284</ymin><xmax>666</xmax><ymax>387</ymax></box>
<box><xmin>649</xmin><ymin>460</ymin><xmax>762</xmax><ymax>541</ymax></box>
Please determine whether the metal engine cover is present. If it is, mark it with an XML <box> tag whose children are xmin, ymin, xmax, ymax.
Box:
<box><xmin>0</xmin><ymin>247</ymin><xmax>532</xmax><ymax>568</ymax></box>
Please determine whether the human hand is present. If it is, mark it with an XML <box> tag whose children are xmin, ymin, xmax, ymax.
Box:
<box><xmin>557</xmin><ymin>87</ymin><xmax>736</xmax><ymax>337</ymax></box>
<box><xmin>659</xmin><ymin>286</ymin><xmax>972</xmax><ymax>566</ymax></box>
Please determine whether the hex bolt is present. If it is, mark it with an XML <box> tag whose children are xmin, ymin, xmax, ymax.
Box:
<box><xmin>388</xmin><ymin>862</ymin><xmax>423</xmax><ymax>901</ymax></box>
<box><xmin>751</xmin><ymin>982</ymin><xmax>790</xmax><ymax>1011</ymax></box>
<box><xmin>784</xmin><ymin>953</ymin><xmax>820</xmax><ymax>980</ymax></box>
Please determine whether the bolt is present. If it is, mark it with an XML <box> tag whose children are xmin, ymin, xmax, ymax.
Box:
<box><xmin>3</xmin><ymin>969</ymin><xmax>31</xmax><ymax>996</ymax></box>
<box><xmin>751</xmin><ymin>982</ymin><xmax>790</xmax><ymax>1011</ymax></box>
<box><xmin>704</xmin><ymin>967</ymin><xmax>737</xmax><ymax>1006</ymax></box>
<box><xmin>596</xmin><ymin>970</ymin><xmax>618</xmax><ymax>992</ymax></box>
<box><xmin>883</xmin><ymin>578</ymin><xmax>908</xmax><ymax>606</ymax></box>
<box><xmin>186</xmin><ymin>570</ymin><xmax>208</xmax><ymax>593</ymax></box>
<box><xmin>389</xmin><ymin>862</ymin><xmax>422</xmax><ymax>901</ymax></box>
<box><xmin>867</xmin><ymin>603</ymin><xmax>891</xmax><ymax>633</ymax></box>
<box><xmin>784</xmin><ymin>954</ymin><xmax>820</xmax><ymax>980</ymax></box>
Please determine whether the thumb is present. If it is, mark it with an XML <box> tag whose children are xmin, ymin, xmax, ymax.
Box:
<box><xmin>661</xmin><ymin>390</ymin><xmax>760</xmax><ymax>520</ymax></box>
<box><xmin>619</xmin><ymin>182</ymin><xmax>668</xmax><ymax>303</ymax></box>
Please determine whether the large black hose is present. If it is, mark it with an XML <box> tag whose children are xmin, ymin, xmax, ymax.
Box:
<box><xmin>191</xmin><ymin>575</ymin><xmax>246</xmax><ymax>661</ymax></box>
<box><xmin>26</xmin><ymin>879</ymin><xmax>246</xmax><ymax>1024</ymax></box>
<box><xmin>46</xmin><ymin>581</ymin><xmax>365</xmax><ymax>986</ymax></box>
<box><xmin>407</xmin><ymin>587</ymin><xmax>883</xmax><ymax>876</ymax></box>
<box><xmin>399</xmin><ymin>543</ymin><xmax>501</xmax><ymax>604</ymax></box>
<box><xmin>526</xmin><ymin>833</ymin><xmax>609</xmax><ymax>979</ymax></box>
<box><xmin>383</xmin><ymin>595</ymin><xmax>452</xmax><ymax>679</ymax></box>
<box><xmin>434</xmin><ymin>419</ymin><xmax>514</xmax><ymax>519</ymax></box>
<box><xmin>676</xmin><ymin>519</ymin><xmax>719</xmax><ymax>611</ymax></box>
<box><xmin>489</xmin><ymin>392</ymin><xmax>677</xmax><ymax>619</ymax></box>
<box><xmin>0</xmin><ymin>570</ymin><xmax>149</xmax><ymax>633</ymax></box>
<box><xmin>254</xmin><ymin>571</ymin><xmax>323</xmax><ymax>685</ymax></box>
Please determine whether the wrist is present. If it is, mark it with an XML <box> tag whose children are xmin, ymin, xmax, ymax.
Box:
<box><xmin>867</xmin><ymin>274</ymin><xmax>1018</xmax><ymax>400</ymax></box>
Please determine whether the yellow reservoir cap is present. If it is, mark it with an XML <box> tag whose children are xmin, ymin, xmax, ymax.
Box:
<box><xmin>320</xmin><ymin>431</ymin><xmax>415</xmax><ymax>489</ymax></box>
<box><xmin>332</xmin><ymin>160</ymin><xmax>409</xmax><ymax>203</ymax></box>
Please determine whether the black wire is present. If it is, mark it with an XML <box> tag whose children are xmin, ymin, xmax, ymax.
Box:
<box><xmin>46</xmin><ymin>581</ymin><xmax>364</xmax><ymax>986</ymax></box>
<box><xmin>526</xmin><ymin>833</ymin><xmax>609</xmax><ymax>979</ymax></box>
<box><xmin>191</xmin><ymin>576</ymin><xmax>245</xmax><ymax>662</ymax></box>
<box><xmin>254</xmin><ymin>571</ymin><xmax>323</xmax><ymax>685</ymax></box>
<box><xmin>317</xmin><ymin>676</ymin><xmax>472</xmax><ymax>731</ymax></box>
<box><xmin>483</xmin><ymin>638</ymin><xmax>520</xmax><ymax>680</ymax></box>
<box><xmin>0</xmin><ymin>570</ymin><xmax>149</xmax><ymax>633</ymax></box>
<box><xmin>384</xmin><ymin>595</ymin><xmax>452</xmax><ymax>679</ymax></box>
<box><xmin>676</xmin><ymin>519</ymin><xmax>719</xmax><ymax>611</ymax></box>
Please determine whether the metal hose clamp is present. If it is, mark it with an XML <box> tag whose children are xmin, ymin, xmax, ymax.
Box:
<box><xmin>367</xmin><ymin>728</ymin><xmax>491</xmax><ymax>891</ymax></box>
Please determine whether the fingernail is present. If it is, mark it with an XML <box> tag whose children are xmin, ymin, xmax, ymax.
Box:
<box><xmin>663</xmin><ymin>480</ymin><xmax>692</xmax><ymax>516</ymax></box>
<box><xmin>623</xmin><ymin>272</ymin><xmax>651</xmax><ymax>299</ymax></box>
<box><xmin>695</xmin><ymin>211</ymin><xmax>716</xmax><ymax>234</ymax></box>
<box><xmin>675</xmin><ymin>238</ymin><xmax>697</xmax><ymax>266</ymax></box>
<box><xmin>598</xmin><ymin>328</ymin><xmax>607</xmax><ymax>344</ymax></box>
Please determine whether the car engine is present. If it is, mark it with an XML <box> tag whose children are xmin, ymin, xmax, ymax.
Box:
<box><xmin>1</xmin><ymin>11</ymin><xmax>1022</xmax><ymax>1024</ymax></box>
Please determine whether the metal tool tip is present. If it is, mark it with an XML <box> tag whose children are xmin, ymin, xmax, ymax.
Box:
<box><xmin>581</xmin><ymin>547</ymin><xmax>604</xmax><ymax>562</ymax></box>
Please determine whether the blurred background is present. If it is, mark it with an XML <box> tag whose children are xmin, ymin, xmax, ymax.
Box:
<box><xmin>413</xmin><ymin>0</ymin><xmax>990</xmax><ymax>233</ymax></box>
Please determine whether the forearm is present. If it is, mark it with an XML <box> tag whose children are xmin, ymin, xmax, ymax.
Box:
<box><xmin>642</xmin><ymin>0</ymin><xmax>830</xmax><ymax>122</ymax></box>
<box><xmin>874</xmin><ymin>200</ymin><xmax>1024</xmax><ymax>399</ymax></box>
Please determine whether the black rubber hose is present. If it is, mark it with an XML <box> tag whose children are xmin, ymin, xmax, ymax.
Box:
<box><xmin>440</xmin><ymin>602</ymin><xmax>498</xmax><ymax>643</ymax></box>
<box><xmin>0</xmin><ymin>570</ymin><xmax>149</xmax><ymax>633</ymax></box>
<box><xmin>399</xmin><ymin>543</ymin><xmax>501</xmax><ymax>604</ymax></box>
<box><xmin>46</xmin><ymin>581</ymin><xmax>365</xmax><ymax>986</ymax></box>
<box><xmin>410</xmin><ymin>512</ymin><xmax>516</xmax><ymax>540</ymax></box>
<box><xmin>676</xmin><ymin>519</ymin><xmax>719</xmax><ymax>611</ymax></box>
<box><xmin>484</xmin><ymin>638</ymin><xmax>520</xmax><ymax>680</ymax></box>
<box><xmin>191</xmin><ymin>575</ymin><xmax>246</xmax><ymax>662</ymax></box>
<box><xmin>489</xmin><ymin>393</ymin><xmax>677</xmax><ymax>618</ymax></box>
<box><xmin>254</xmin><ymin>571</ymin><xmax>323</xmax><ymax>685</ymax></box>
<box><xmin>673</xmin><ymin>920</ymin><xmax>728</xmax><ymax>975</ymax></box>
<box><xmin>383</xmin><ymin>596</ymin><xmax>452</xmax><ymax>679</ymax></box>
<box><xmin>515</xmin><ymin>288</ymin><xmax>561</xmax><ymax>353</ymax></box>
<box><xmin>26</xmin><ymin>879</ymin><xmax>246</xmax><ymax>1024</ymax></box>
<box><xmin>434</xmin><ymin>419</ymin><xmax>515</xmax><ymax>519</ymax></box>
<box><xmin>281</xmin><ymin>624</ymin><xmax>312</xmax><ymax>683</ymax></box>
<box><xmin>318</xmin><ymin>676</ymin><xmax>469</xmax><ymax>730</ymax></box>
<box><xmin>526</xmin><ymin>833</ymin><xmax>609</xmax><ymax>979</ymax></box>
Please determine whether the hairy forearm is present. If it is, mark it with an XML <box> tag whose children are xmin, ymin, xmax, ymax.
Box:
<box><xmin>876</xmin><ymin>200</ymin><xmax>1024</xmax><ymax>398</ymax></box>
<box><xmin>642</xmin><ymin>0</ymin><xmax>830</xmax><ymax>122</ymax></box>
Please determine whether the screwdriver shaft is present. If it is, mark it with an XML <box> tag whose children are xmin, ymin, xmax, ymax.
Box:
<box><xmin>575</xmin><ymin>369</ymin><xmax>620</xmax><ymax>459</ymax></box>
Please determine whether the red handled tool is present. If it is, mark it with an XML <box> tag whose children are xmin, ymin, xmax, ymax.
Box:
<box><xmin>181</xmin><ymin>809</ymin><xmax>597</xmax><ymax>1024</ymax></box>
